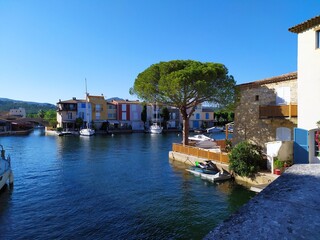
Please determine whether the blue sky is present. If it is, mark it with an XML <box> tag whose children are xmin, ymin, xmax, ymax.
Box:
<box><xmin>0</xmin><ymin>1</ymin><xmax>319</xmax><ymax>104</ymax></box>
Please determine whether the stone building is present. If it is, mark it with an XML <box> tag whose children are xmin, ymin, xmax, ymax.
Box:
<box><xmin>233</xmin><ymin>72</ymin><xmax>298</xmax><ymax>147</ymax></box>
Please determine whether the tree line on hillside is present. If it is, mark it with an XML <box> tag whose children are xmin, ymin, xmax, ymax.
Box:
<box><xmin>0</xmin><ymin>99</ymin><xmax>55</xmax><ymax>114</ymax></box>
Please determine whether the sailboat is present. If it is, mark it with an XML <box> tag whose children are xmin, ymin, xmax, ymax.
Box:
<box><xmin>149</xmin><ymin>103</ymin><xmax>163</xmax><ymax>134</ymax></box>
<box><xmin>80</xmin><ymin>80</ymin><xmax>95</xmax><ymax>136</ymax></box>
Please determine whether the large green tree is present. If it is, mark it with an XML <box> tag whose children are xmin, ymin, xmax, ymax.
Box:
<box><xmin>130</xmin><ymin>60</ymin><xmax>236</xmax><ymax>145</ymax></box>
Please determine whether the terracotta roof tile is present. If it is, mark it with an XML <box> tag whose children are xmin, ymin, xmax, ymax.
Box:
<box><xmin>289</xmin><ymin>15</ymin><xmax>320</xmax><ymax>33</ymax></box>
<box><xmin>237</xmin><ymin>72</ymin><xmax>297</xmax><ymax>89</ymax></box>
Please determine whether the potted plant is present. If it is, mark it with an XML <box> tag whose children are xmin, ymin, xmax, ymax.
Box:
<box><xmin>273</xmin><ymin>157</ymin><xmax>284</xmax><ymax>175</ymax></box>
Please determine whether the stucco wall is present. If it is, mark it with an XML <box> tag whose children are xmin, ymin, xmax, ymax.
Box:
<box><xmin>233</xmin><ymin>79</ymin><xmax>297</xmax><ymax>148</ymax></box>
<box><xmin>297</xmin><ymin>24</ymin><xmax>320</xmax><ymax>130</ymax></box>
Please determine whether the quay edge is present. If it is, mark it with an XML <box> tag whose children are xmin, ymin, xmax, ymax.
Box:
<box><xmin>169</xmin><ymin>151</ymin><xmax>278</xmax><ymax>187</ymax></box>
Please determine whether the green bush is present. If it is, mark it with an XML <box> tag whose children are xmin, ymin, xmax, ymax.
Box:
<box><xmin>229</xmin><ymin>141</ymin><xmax>263</xmax><ymax>178</ymax></box>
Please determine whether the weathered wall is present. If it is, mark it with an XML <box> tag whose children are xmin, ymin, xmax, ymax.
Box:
<box><xmin>233</xmin><ymin>78</ymin><xmax>297</xmax><ymax>148</ymax></box>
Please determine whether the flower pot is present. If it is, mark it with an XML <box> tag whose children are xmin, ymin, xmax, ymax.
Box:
<box><xmin>274</xmin><ymin>169</ymin><xmax>281</xmax><ymax>175</ymax></box>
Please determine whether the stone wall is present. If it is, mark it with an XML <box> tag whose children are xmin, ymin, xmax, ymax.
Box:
<box><xmin>233</xmin><ymin>78</ymin><xmax>297</xmax><ymax>148</ymax></box>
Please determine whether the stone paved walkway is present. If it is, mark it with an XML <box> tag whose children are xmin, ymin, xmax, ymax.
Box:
<box><xmin>205</xmin><ymin>164</ymin><xmax>320</xmax><ymax>240</ymax></box>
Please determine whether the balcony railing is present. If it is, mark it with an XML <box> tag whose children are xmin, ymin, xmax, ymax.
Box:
<box><xmin>259</xmin><ymin>103</ymin><xmax>297</xmax><ymax>119</ymax></box>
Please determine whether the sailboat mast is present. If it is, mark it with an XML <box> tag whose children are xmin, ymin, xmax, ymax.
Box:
<box><xmin>85</xmin><ymin>78</ymin><xmax>89</xmax><ymax>128</ymax></box>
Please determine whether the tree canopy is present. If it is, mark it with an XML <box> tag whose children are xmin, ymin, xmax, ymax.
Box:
<box><xmin>130</xmin><ymin>60</ymin><xmax>236</xmax><ymax>145</ymax></box>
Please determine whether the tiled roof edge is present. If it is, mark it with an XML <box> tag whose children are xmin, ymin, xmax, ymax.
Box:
<box><xmin>289</xmin><ymin>15</ymin><xmax>320</xmax><ymax>33</ymax></box>
<box><xmin>237</xmin><ymin>72</ymin><xmax>297</xmax><ymax>88</ymax></box>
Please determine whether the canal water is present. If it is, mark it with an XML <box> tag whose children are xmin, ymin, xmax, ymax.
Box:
<box><xmin>0</xmin><ymin>130</ymin><xmax>255</xmax><ymax>239</ymax></box>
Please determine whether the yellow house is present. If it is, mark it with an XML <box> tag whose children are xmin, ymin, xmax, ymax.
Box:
<box><xmin>87</xmin><ymin>95</ymin><xmax>108</xmax><ymax>129</ymax></box>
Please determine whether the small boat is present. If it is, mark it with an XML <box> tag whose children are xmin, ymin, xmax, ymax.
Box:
<box><xmin>188</xmin><ymin>134</ymin><xmax>214</xmax><ymax>142</ymax></box>
<box><xmin>57</xmin><ymin>130</ymin><xmax>73</xmax><ymax>136</ymax></box>
<box><xmin>79</xmin><ymin>79</ymin><xmax>95</xmax><ymax>137</ymax></box>
<box><xmin>80</xmin><ymin>128</ymin><xmax>95</xmax><ymax>136</ymax></box>
<box><xmin>186</xmin><ymin>168</ymin><xmax>232</xmax><ymax>182</ymax></box>
<box><xmin>149</xmin><ymin>123</ymin><xmax>163</xmax><ymax>134</ymax></box>
<box><xmin>188</xmin><ymin>134</ymin><xmax>219</xmax><ymax>149</ymax></box>
<box><xmin>206</xmin><ymin>126</ymin><xmax>223</xmax><ymax>133</ymax></box>
<box><xmin>0</xmin><ymin>145</ymin><xmax>14</xmax><ymax>191</ymax></box>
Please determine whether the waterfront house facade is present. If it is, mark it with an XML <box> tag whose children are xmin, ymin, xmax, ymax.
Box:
<box><xmin>77</xmin><ymin>99</ymin><xmax>92</xmax><ymax>128</ymax></box>
<box><xmin>87</xmin><ymin>95</ymin><xmax>108</xmax><ymax>130</ymax></box>
<box><xmin>111</xmin><ymin>99</ymin><xmax>144</xmax><ymax>131</ymax></box>
<box><xmin>289</xmin><ymin>16</ymin><xmax>320</xmax><ymax>130</ymax></box>
<box><xmin>57</xmin><ymin>98</ymin><xmax>79</xmax><ymax>129</ymax></box>
<box><xmin>166</xmin><ymin>106</ymin><xmax>180</xmax><ymax>129</ymax></box>
<box><xmin>189</xmin><ymin>104</ymin><xmax>215</xmax><ymax>130</ymax></box>
<box><xmin>289</xmin><ymin>16</ymin><xmax>320</xmax><ymax>163</ymax></box>
<box><xmin>9</xmin><ymin>108</ymin><xmax>26</xmax><ymax>118</ymax></box>
<box><xmin>233</xmin><ymin>72</ymin><xmax>298</xmax><ymax>147</ymax></box>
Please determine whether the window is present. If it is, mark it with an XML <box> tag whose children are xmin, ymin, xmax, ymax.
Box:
<box><xmin>276</xmin><ymin>87</ymin><xmax>290</xmax><ymax>105</ymax></box>
<box><xmin>196</xmin><ymin>113</ymin><xmax>200</xmax><ymax>120</ymax></box>
<box><xmin>205</xmin><ymin>113</ymin><xmax>209</xmax><ymax>119</ymax></box>
<box><xmin>255</xmin><ymin>95</ymin><xmax>259</xmax><ymax>101</ymax></box>
<box><xmin>122</xmin><ymin>104</ymin><xmax>126</xmax><ymax>111</ymax></box>
<box><xmin>122</xmin><ymin>112</ymin><xmax>127</xmax><ymax>120</ymax></box>
<box><xmin>81</xmin><ymin>103</ymin><xmax>86</xmax><ymax>108</ymax></box>
<box><xmin>96</xmin><ymin>112</ymin><xmax>100</xmax><ymax>120</ymax></box>
<box><xmin>79</xmin><ymin>112</ymin><xmax>84</xmax><ymax>119</ymax></box>
<box><xmin>316</xmin><ymin>30</ymin><xmax>320</xmax><ymax>49</ymax></box>
<box><xmin>276</xmin><ymin>127</ymin><xmax>291</xmax><ymax>141</ymax></box>
<box><xmin>67</xmin><ymin>112</ymin><xmax>72</xmax><ymax>119</ymax></box>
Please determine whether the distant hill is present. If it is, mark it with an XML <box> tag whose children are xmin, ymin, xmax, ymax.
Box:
<box><xmin>0</xmin><ymin>98</ymin><xmax>56</xmax><ymax>114</ymax></box>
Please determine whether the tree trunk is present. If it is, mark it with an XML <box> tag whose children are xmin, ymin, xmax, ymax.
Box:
<box><xmin>182</xmin><ymin>117</ymin><xmax>190</xmax><ymax>146</ymax></box>
<box><xmin>180</xmin><ymin>107</ymin><xmax>190</xmax><ymax>146</ymax></box>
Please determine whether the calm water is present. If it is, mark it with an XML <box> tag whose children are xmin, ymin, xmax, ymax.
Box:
<box><xmin>0</xmin><ymin>130</ymin><xmax>254</xmax><ymax>239</ymax></box>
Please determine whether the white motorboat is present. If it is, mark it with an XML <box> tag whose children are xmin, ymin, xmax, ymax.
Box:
<box><xmin>188</xmin><ymin>134</ymin><xmax>220</xmax><ymax>149</ymax></box>
<box><xmin>206</xmin><ymin>126</ymin><xmax>223</xmax><ymax>133</ymax></box>
<box><xmin>188</xmin><ymin>134</ymin><xmax>219</xmax><ymax>149</ymax></box>
<box><xmin>188</xmin><ymin>134</ymin><xmax>214</xmax><ymax>142</ymax></box>
<box><xmin>186</xmin><ymin>169</ymin><xmax>232</xmax><ymax>182</ymax></box>
<box><xmin>150</xmin><ymin>123</ymin><xmax>163</xmax><ymax>134</ymax></box>
<box><xmin>0</xmin><ymin>145</ymin><xmax>13</xmax><ymax>190</ymax></box>
<box><xmin>80</xmin><ymin>128</ymin><xmax>95</xmax><ymax>136</ymax></box>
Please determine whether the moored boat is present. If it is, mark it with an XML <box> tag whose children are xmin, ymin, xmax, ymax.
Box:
<box><xmin>0</xmin><ymin>145</ymin><xmax>14</xmax><ymax>191</ymax></box>
<box><xmin>80</xmin><ymin>128</ymin><xmax>95</xmax><ymax>136</ymax></box>
<box><xmin>186</xmin><ymin>168</ymin><xmax>232</xmax><ymax>182</ymax></box>
<box><xmin>149</xmin><ymin>123</ymin><xmax>163</xmax><ymax>134</ymax></box>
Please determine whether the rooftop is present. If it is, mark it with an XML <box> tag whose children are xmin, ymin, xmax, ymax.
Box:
<box><xmin>237</xmin><ymin>72</ymin><xmax>297</xmax><ymax>89</ymax></box>
<box><xmin>289</xmin><ymin>15</ymin><xmax>320</xmax><ymax>33</ymax></box>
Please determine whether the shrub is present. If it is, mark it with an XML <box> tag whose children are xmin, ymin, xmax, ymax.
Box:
<box><xmin>229</xmin><ymin>141</ymin><xmax>263</xmax><ymax>178</ymax></box>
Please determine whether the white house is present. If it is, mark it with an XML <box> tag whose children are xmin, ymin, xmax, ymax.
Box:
<box><xmin>289</xmin><ymin>16</ymin><xmax>320</xmax><ymax>163</ymax></box>
<box><xmin>289</xmin><ymin>16</ymin><xmax>320</xmax><ymax>130</ymax></box>
<box><xmin>9</xmin><ymin>107</ymin><xmax>26</xmax><ymax>118</ymax></box>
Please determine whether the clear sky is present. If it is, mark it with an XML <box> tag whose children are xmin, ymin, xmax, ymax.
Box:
<box><xmin>0</xmin><ymin>0</ymin><xmax>319</xmax><ymax>104</ymax></box>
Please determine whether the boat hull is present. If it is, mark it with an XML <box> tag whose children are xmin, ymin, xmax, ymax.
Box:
<box><xmin>186</xmin><ymin>169</ymin><xmax>232</xmax><ymax>182</ymax></box>
<box><xmin>0</xmin><ymin>169</ymin><xmax>11</xmax><ymax>190</ymax></box>
<box><xmin>80</xmin><ymin>128</ymin><xmax>95</xmax><ymax>136</ymax></box>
